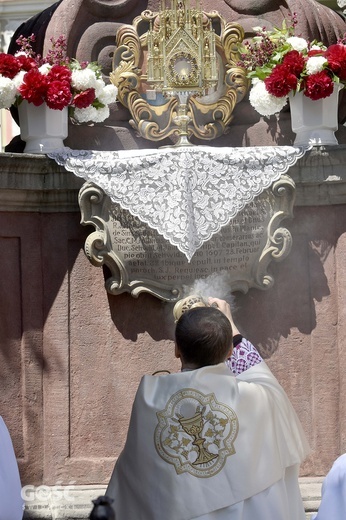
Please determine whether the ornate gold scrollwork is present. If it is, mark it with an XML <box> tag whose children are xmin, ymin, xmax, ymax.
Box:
<box><xmin>110</xmin><ymin>1</ymin><xmax>249</xmax><ymax>145</ymax></box>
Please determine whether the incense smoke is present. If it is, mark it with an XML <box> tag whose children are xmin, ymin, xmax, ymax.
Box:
<box><xmin>182</xmin><ymin>270</ymin><xmax>236</xmax><ymax>309</ymax></box>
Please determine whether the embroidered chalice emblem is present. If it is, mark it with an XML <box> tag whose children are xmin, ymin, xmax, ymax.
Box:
<box><xmin>178</xmin><ymin>407</ymin><xmax>218</xmax><ymax>465</ymax></box>
<box><xmin>155</xmin><ymin>388</ymin><xmax>239</xmax><ymax>477</ymax></box>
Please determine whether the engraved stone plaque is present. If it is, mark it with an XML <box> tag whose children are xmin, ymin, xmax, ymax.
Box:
<box><xmin>79</xmin><ymin>174</ymin><xmax>295</xmax><ymax>301</ymax></box>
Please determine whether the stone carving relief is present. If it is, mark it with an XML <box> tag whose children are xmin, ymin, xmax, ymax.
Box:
<box><xmin>78</xmin><ymin>175</ymin><xmax>296</xmax><ymax>301</ymax></box>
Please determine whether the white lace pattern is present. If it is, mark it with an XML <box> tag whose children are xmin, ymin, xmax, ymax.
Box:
<box><xmin>49</xmin><ymin>146</ymin><xmax>309</xmax><ymax>261</ymax></box>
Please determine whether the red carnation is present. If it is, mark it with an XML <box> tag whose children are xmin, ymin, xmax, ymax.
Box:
<box><xmin>265</xmin><ymin>64</ymin><xmax>298</xmax><ymax>97</ymax></box>
<box><xmin>19</xmin><ymin>69</ymin><xmax>48</xmax><ymax>106</ymax></box>
<box><xmin>325</xmin><ymin>44</ymin><xmax>346</xmax><ymax>81</ymax></box>
<box><xmin>303</xmin><ymin>71</ymin><xmax>334</xmax><ymax>100</ymax></box>
<box><xmin>308</xmin><ymin>49</ymin><xmax>326</xmax><ymax>58</ymax></box>
<box><xmin>45</xmin><ymin>80</ymin><xmax>72</xmax><ymax>110</ymax></box>
<box><xmin>16</xmin><ymin>55</ymin><xmax>37</xmax><ymax>72</ymax></box>
<box><xmin>73</xmin><ymin>88</ymin><xmax>96</xmax><ymax>108</ymax></box>
<box><xmin>47</xmin><ymin>64</ymin><xmax>72</xmax><ymax>83</ymax></box>
<box><xmin>282</xmin><ymin>50</ymin><xmax>305</xmax><ymax>76</ymax></box>
<box><xmin>0</xmin><ymin>53</ymin><xmax>21</xmax><ymax>79</ymax></box>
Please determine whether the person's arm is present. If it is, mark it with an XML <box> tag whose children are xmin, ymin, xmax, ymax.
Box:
<box><xmin>208</xmin><ymin>297</ymin><xmax>263</xmax><ymax>376</ymax></box>
<box><xmin>227</xmin><ymin>335</ymin><xmax>263</xmax><ymax>375</ymax></box>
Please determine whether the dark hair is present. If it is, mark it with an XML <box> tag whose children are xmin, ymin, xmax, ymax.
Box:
<box><xmin>175</xmin><ymin>307</ymin><xmax>233</xmax><ymax>368</ymax></box>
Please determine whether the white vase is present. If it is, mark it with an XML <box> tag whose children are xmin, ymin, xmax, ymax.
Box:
<box><xmin>289</xmin><ymin>84</ymin><xmax>343</xmax><ymax>146</ymax></box>
<box><xmin>18</xmin><ymin>100</ymin><xmax>68</xmax><ymax>154</ymax></box>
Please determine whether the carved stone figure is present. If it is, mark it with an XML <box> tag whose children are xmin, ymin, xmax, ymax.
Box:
<box><xmin>6</xmin><ymin>0</ymin><xmax>346</xmax><ymax>151</ymax></box>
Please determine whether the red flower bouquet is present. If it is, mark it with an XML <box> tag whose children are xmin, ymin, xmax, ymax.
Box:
<box><xmin>239</xmin><ymin>15</ymin><xmax>346</xmax><ymax>117</ymax></box>
<box><xmin>0</xmin><ymin>34</ymin><xmax>117</xmax><ymax>123</ymax></box>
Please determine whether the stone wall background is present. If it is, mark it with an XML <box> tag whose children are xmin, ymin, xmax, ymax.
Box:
<box><xmin>0</xmin><ymin>149</ymin><xmax>346</xmax><ymax>520</ymax></box>
<box><xmin>0</xmin><ymin>0</ymin><xmax>346</xmax><ymax>517</ymax></box>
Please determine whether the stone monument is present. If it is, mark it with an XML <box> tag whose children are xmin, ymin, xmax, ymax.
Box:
<box><xmin>6</xmin><ymin>0</ymin><xmax>345</xmax><ymax>301</ymax></box>
<box><xmin>6</xmin><ymin>0</ymin><xmax>346</xmax><ymax>151</ymax></box>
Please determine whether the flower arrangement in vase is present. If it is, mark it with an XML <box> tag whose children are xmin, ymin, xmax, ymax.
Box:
<box><xmin>0</xmin><ymin>34</ymin><xmax>118</xmax><ymax>124</ymax></box>
<box><xmin>239</xmin><ymin>15</ymin><xmax>346</xmax><ymax>120</ymax></box>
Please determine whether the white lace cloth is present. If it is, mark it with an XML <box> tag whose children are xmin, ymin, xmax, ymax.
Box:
<box><xmin>49</xmin><ymin>146</ymin><xmax>308</xmax><ymax>261</ymax></box>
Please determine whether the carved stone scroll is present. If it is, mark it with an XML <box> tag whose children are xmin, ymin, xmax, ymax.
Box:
<box><xmin>79</xmin><ymin>175</ymin><xmax>296</xmax><ymax>301</ymax></box>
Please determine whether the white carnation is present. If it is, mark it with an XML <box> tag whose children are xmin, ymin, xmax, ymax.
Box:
<box><xmin>39</xmin><ymin>63</ymin><xmax>52</xmax><ymax>75</ymax></box>
<box><xmin>92</xmin><ymin>106</ymin><xmax>110</xmax><ymax>123</ymax></box>
<box><xmin>13</xmin><ymin>70</ymin><xmax>25</xmax><ymax>90</ymax></box>
<box><xmin>73</xmin><ymin>105</ymin><xmax>96</xmax><ymax>123</ymax></box>
<box><xmin>94</xmin><ymin>78</ymin><xmax>106</xmax><ymax>97</ymax></box>
<box><xmin>287</xmin><ymin>36</ymin><xmax>308</xmax><ymax>52</ymax></box>
<box><xmin>310</xmin><ymin>44</ymin><xmax>326</xmax><ymax>51</ymax></box>
<box><xmin>71</xmin><ymin>68</ymin><xmax>98</xmax><ymax>91</ymax></box>
<box><xmin>73</xmin><ymin>104</ymin><xmax>110</xmax><ymax>123</ymax></box>
<box><xmin>0</xmin><ymin>76</ymin><xmax>18</xmax><ymax>108</ymax></box>
<box><xmin>97</xmin><ymin>84</ymin><xmax>118</xmax><ymax>105</ymax></box>
<box><xmin>306</xmin><ymin>56</ymin><xmax>327</xmax><ymax>75</ymax></box>
<box><xmin>249</xmin><ymin>79</ymin><xmax>288</xmax><ymax>117</ymax></box>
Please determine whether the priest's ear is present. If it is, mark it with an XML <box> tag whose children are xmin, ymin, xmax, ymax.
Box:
<box><xmin>174</xmin><ymin>343</ymin><xmax>181</xmax><ymax>359</ymax></box>
<box><xmin>226</xmin><ymin>344</ymin><xmax>233</xmax><ymax>361</ymax></box>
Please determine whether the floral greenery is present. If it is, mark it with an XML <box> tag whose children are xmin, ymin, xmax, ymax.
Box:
<box><xmin>239</xmin><ymin>15</ymin><xmax>346</xmax><ymax>117</ymax></box>
<box><xmin>0</xmin><ymin>34</ymin><xmax>117</xmax><ymax>123</ymax></box>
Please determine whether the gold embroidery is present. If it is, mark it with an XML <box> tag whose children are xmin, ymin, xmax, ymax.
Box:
<box><xmin>155</xmin><ymin>388</ymin><xmax>239</xmax><ymax>478</ymax></box>
<box><xmin>178</xmin><ymin>408</ymin><xmax>218</xmax><ymax>466</ymax></box>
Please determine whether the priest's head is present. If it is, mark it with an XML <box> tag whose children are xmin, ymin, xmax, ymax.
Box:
<box><xmin>175</xmin><ymin>307</ymin><xmax>233</xmax><ymax>370</ymax></box>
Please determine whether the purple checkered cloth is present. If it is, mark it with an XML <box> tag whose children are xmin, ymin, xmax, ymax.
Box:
<box><xmin>227</xmin><ymin>336</ymin><xmax>263</xmax><ymax>376</ymax></box>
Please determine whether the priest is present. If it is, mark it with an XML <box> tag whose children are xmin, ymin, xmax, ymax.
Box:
<box><xmin>106</xmin><ymin>298</ymin><xmax>310</xmax><ymax>520</ymax></box>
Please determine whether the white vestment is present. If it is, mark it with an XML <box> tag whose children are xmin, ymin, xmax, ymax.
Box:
<box><xmin>0</xmin><ymin>416</ymin><xmax>24</xmax><ymax>520</ymax></box>
<box><xmin>107</xmin><ymin>362</ymin><xmax>309</xmax><ymax>520</ymax></box>
<box><xmin>311</xmin><ymin>453</ymin><xmax>346</xmax><ymax>520</ymax></box>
